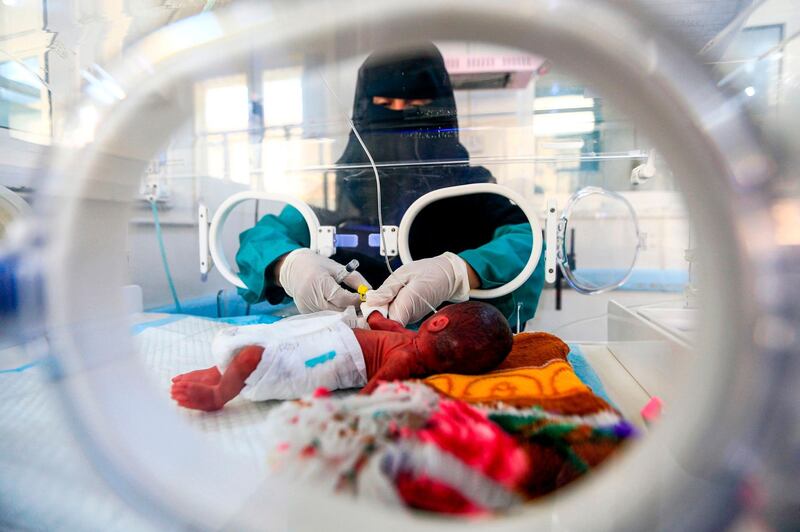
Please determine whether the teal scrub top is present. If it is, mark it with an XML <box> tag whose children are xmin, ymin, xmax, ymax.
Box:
<box><xmin>236</xmin><ymin>206</ymin><xmax>545</xmax><ymax>324</ymax></box>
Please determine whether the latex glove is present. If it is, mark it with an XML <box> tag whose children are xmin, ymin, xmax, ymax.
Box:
<box><xmin>365</xmin><ymin>252</ymin><xmax>471</xmax><ymax>325</ymax></box>
<box><xmin>278</xmin><ymin>249</ymin><xmax>370</xmax><ymax>313</ymax></box>
<box><xmin>360</xmin><ymin>301</ymin><xmax>388</xmax><ymax>320</ymax></box>
<box><xmin>356</xmin><ymin>302</ymin><xmax>385</xmax><ymax>331</ymax></box>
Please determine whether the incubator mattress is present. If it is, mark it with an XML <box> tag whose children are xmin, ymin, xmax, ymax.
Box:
<box><xmin>136</xmin><ymin>315</ymin><xmax>284</xmax><ymax>463</ymax></box>
<box><xmin>0</xmin><ymin>350</ymin><xmax>159</xmax><ymax>531</ymax></box>
<box><xmin>0</xmin><ymin>315</ymin><xmax>281</xmax><ymax>530</ymax></box>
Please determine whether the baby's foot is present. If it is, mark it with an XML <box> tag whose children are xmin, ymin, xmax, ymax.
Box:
<box><xmin>171</xmin><ymin>381</ymin><xmax>224</xmax><ymax>411</ymax></box>
<box><xmin>171</xmin><ymin>367</ymin><xmax>221</xmax><ymax>385</ymax></box>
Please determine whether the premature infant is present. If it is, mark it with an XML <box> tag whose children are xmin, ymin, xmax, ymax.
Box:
<box><xmin>171</xmin><ymin>301</ymin><xmax>513</xmax><ymax>411</ymax></box>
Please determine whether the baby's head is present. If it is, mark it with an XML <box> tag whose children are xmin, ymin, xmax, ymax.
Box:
<box><xmin>417</xmin><ymin>301</ymin><xmax>513</xmax><ymax>374</ymax></box>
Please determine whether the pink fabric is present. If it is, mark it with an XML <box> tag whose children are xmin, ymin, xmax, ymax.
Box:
<box><xmin>417</xmin><ymin>400</ymin><xmax>529</xmax><ymax>489</ymax></box>
<box><xmin>396</xmin><ymin>400</ymin><xmax>530</xmax><ymax>513</ymax></box>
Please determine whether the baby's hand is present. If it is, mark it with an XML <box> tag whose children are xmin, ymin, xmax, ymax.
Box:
<box><xmin>171</xmin><ymin>381</ymin><xmax>224</xmax><ymax>412</ymax></box>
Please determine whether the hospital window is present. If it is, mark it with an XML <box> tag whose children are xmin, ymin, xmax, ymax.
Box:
<box><xmin>0</xmin><ymin>56</ymin><xmax>51</xmax><ymax>144</ymax></box>
<box><xmin>0</xmin><ymin>0</ymin><xmax>50</xmax><ymax>145</ymax></box>
<box><xmin>262</xmin><ymin>67</ymin><xmax>304</xmax><ymax>133</ymax></box>
<box><xmin>195</xmin><ymin>74</ymin><xmax>251</xmax><ymax>184</ymax></box>
<box><xmin>719</xmin><ymin>24</ymin><xmax>784</xmax><ymax>115</ymax></box>
<box><xmin>261</xmin><ymin>67</ymin><xmax>320</xmax><ymax>203</ymax></box>
<box><xmin>533</xmin><ymin>92</ymin><xmax>597</xmax><ymax>193</ymax></box>
<box><xmin>533</xmin><ymin>94</ymin><xmax>596</xmax><ymax>136</ymax></box>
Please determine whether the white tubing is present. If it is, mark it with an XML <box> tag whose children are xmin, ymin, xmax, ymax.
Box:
<box><xmin>397</xmin><ymin>183</ymin><xmax>543</xmax><ymax>299</ymax></box>
<box><xmin>208</xmin><ymin>191</ymin><xmax>322</xmax><ymax>289</ymax></box>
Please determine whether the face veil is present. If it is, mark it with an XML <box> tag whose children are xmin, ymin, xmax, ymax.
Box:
<box><xmin>331</xmin><ymin>42</ymin><xmax>490</xmax><ymax>227</ymax></box>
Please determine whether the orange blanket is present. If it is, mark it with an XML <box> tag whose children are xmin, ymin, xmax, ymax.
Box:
<box><xmin>424</xmin><ymin>332</ymin><xmax>616</xmax><ymax>415</ymax></box>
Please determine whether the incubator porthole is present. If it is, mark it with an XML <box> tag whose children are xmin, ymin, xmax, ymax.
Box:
<box><xmin>557</xmin><ymin>187</ymin><xmax>642</xmax><ymax>295</ymax></box>
<box><xmin>2</xmin><ymin>0</ymin><xmax>794</xmax><ymax>530</ymax></box>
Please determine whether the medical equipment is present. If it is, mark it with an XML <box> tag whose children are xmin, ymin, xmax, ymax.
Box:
<box><xmin>204</xmin><ymin>68</ymin><xmax>641</xmax><ymax>303</ymax></box>
<box><xmin>334</xmin><ymin>259</ymin><xmax>360</xmax><ymax>284</ymax></box>
<box><xmin>203</xmin><ymin>183</ymin><xmax>642</xmax><ymax>299</ymax></box>
<box><xmin>358</xmin><ymin>284</ymin><xmax>369</xmax><ymax>302</ymax></box>
<box><xmin>149</xmin><ymin>199</ymin><xmax>182</xmax><ymax>312</ymax></box>
<box><xmin>630</xmin><ymin>149</ymin><xmax>657</xmax><ymax>186</ymax></box>
<box><xmin>203</xmin><ymin>184</ymin><xmax>543</xmax><ymax>299</ymax></box>
<box><xmin>203</xmin><ymin>46</ymin><xmax>638</xmax><ymax>311</ymax></box>
<box><xmin>206</xmin><ymin>192</ymin><xmax>333</xmax><ymax>289</ymax></box>
<box><xmin>1</xmin><ymin>0</ymin><xmax>798</xmax><ymax>529</ymax></box>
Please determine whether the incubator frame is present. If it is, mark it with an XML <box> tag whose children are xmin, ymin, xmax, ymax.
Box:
<box><xmin>556</xmin><ymin>186</ymin><xmax>643</xmax><ymax>295</ymax></box>
<box><xmin>397</xmin><ymin>183</ymin><xmax>543</xmax><ymax>299</ymax></box>
<box><xmin>206</xmin><ymin>191</ymin><xmax>330</xmax><ymax>289</ymax></box>
<box><xmin>0</xmin><ymin>185</ymin><xmax>31</xmax><ymax>237</ymax></box>
<box><xmin>205</xmin><ymin>183</ymin><xmax>544</xmax><ymax>299</ymax></box>
<box><xmin>29</xmin><ymin>0</ymin><xmax>785</xmax><ymax>530</ymax></box>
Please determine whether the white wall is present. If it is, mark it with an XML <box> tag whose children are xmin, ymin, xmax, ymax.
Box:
<box><xmin>126</xmin><ymin>176</ymin><xmax>290</xmax><ymax>309</ymax></box>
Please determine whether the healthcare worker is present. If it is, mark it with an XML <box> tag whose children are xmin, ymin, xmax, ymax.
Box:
<box><xmin>236</xmin><ymin>43</ymin><xmax>545</xmax><ymax>325</ymax></box>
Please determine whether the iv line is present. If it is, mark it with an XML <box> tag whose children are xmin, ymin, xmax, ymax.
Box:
<box><xmin>149</xmin><ymin>199</ymin><xmax>182</xmax><ymax>312</ymax></box>
<box><xmin>318</xmin><ymin>73</ymin><xmax>438</xmax><ymax>315</ymax></box>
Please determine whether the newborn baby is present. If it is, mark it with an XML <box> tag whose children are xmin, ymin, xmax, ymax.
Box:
<box><xmin>171</xmin><ymin>301</ymin><xmax>513</xmax><ymax>411</ymax></box>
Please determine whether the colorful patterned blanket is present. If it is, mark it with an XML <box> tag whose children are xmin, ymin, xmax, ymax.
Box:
<box><xmin>261</xmin><ymin>332</ymin><xmax>635</xmax><ymax>514</ymax></box>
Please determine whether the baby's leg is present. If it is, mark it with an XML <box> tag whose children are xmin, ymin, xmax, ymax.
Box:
<box><xmin>171</xmin><ymin>367</ymin><xmax>221</xmax><ymax>385</ymax></box>
<box><xmin>171</xmin><ymin>345</ymin><xmax>265</xmax><ymax>411</ymax></box>
<box><xmin>171</xmin><ymin>380</ymin><xmax>222</xmax><ymax>412</ymax></box>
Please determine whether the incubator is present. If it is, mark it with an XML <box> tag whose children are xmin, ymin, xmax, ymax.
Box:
<box><xmin>1</xmin><ymin>0</ymin><xmax>799</xmax><ymax>530</ymax></box>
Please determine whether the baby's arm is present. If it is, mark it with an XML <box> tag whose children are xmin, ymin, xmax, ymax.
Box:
<box><xmin>366</xmin><ymin>311</ymin><xmax>415</xmax><ymax>337</ymax></box>
<box><xmin>360</xmin><ymin>350</ymin><xmax>419</xmax><ymax>395</ymax></box>
<box><xmin>171</xmin><ymin>346</ymin><xmax>264</xmax><ymax>411</ymax></box>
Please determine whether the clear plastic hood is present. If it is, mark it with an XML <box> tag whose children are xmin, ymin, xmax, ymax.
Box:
<box><xmin>0</xmin><ymin>0</ymin><xmax>798</xmax><ymax>531</ymax></box>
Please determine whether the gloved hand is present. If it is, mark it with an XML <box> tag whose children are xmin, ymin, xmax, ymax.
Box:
<box><xmin>360</xmin><ymin>301</ymin><xmax>388</xmax><ymax>320</ymax></box>
<box><xmin>277</xmin><ymin>249</ymin><xmax>370</xmax><ymax>313</ymax></box>
<box><xmin>365</xmin><ymin>252</ymin><xmax>471</xmax><ymax>325</ymax></box>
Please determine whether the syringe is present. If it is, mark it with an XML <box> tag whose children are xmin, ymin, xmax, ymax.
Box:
<box><xmin>334</xmin><ymin>259</ymin><xmax>360</xmax><ymax>284</ymax></box>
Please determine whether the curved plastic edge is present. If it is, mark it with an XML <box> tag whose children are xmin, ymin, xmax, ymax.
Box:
<box><xmin>0</xmin><ymin>185</ymin><xmax>32</xmax><ymax>229</ymax></box>
<box><xmin>558</xmin><ymin>186</ymin><xmax>641</xmax><ymax>295</ymax></box>
<box><xmin>397</xmin><ymin>183</ymin><xmax>543</xmax><ymax>299</ymax></box>
<box><xmin>208</xmin><ymin>191</ymin><xmax>322</xmax><ymax>289</ymax></box>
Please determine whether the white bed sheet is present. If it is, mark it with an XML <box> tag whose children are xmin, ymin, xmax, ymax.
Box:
<box><xmin>0</xmin><ymin>350</ymin><xmax>161</xmax><ymax>531</ymax></box>
<box><xmin>0</xmin><ymin>313</ymin><xmax>282</xmax><ymax>531</ymax></box>
<box><xmin>135</xmin><ymin>315</ymin><xmax>283</xmax><ymax>464</ymax></box>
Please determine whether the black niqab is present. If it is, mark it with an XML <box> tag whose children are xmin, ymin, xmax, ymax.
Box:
<box><xmin>320</xmin><ymin>43</ymin><xmax>526</xmax><ymax>288</ymax></box>
<box><xmin>329</xmin><ymin>43</ymin><xmax>487</xmax><ymax>226</ymax></box>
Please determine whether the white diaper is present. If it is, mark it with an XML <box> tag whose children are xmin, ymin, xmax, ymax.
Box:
<box><xmin>212</xmin><ymin>307</ymin><xmax>367</xmax><ymax>401</ymax></box>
